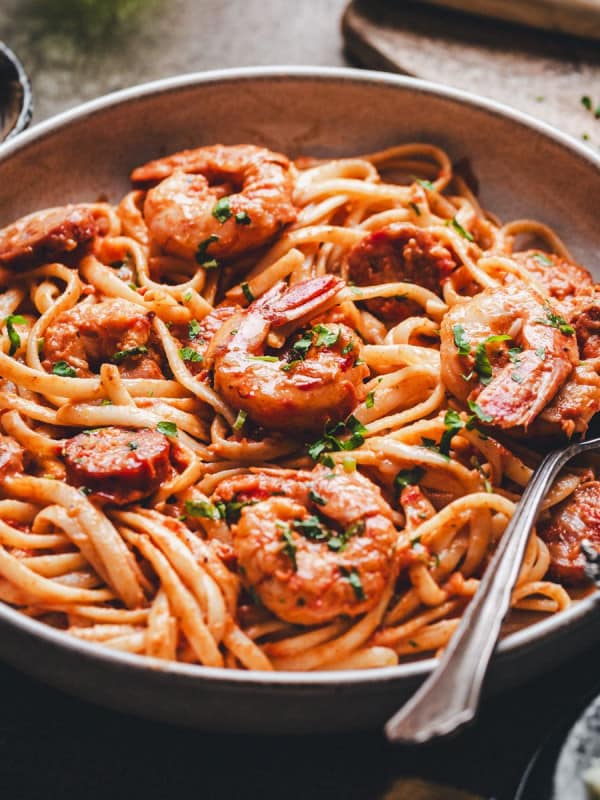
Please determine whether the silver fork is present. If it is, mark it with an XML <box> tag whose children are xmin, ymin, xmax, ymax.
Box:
<box><xmin>385</xmin><ymin>428</ymin><xmax>600</xmax><ymax>744</ymax></box>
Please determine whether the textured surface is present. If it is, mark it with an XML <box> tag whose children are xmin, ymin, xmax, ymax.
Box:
<box><xmin>343</xmin><ymin>0</ymin><xmax>600</xmax><ymax>149</ymax></box>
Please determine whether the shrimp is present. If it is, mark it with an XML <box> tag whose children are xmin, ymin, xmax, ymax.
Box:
<box><xmin>0</xmin><ymin>205</ymin><xmax>103</xmax><ymax>271</ymax></box>
<box><xmin>132</xmin><ymin>144</ymin><xmax>297</xmax><ymax>260</ymax></box>
<box><xmin>0</xmin><ymin>435</ymin><xmax>24</xmax><ymax>482</ymax></box>
<box><xmin>346</xmin><ymin>223</ymin><xmax>457</xmax><ymax>322</ymax></box>
<box><xmin>206</xmin><ymin>276</ymin><xmax>369</xmax><ymax>434</ymax></box>
<box><xmin>43</xmin><ymin>298</ymin><xmax>164</xmax><ymax>379</ymax></box>
<box><xmin>214</xmin><ymin>465</ymin><xmax>399</xmax><ymax>625</ymax></box>
<box><xmin>511</xmin><ymin>250</ymin><xmax>593</xmax><ymax>317</ymax></box>
<box><xmin>440</xmin><ymin>284</ymin><xmax>578</xmax><ymax>430</ymax></box>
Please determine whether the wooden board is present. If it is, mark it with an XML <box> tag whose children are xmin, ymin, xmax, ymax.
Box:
<box><xmin>420</xmin><ymin>0</ymin><xmax>600</xmax><ymax>41</ymax></box>
<box><xmin>342</xmin><ymin>0</ymin><xmax>600</xmax><ymax>147</ymax></box>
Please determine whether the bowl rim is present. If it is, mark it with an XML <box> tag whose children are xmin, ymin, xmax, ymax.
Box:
<box><xmin>0</xmin><ymin>64</ymin><xmax>599</xmax><ymax>689</ymax></box>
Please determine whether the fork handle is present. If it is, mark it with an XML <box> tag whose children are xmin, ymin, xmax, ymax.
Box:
<box><xmin>385</xmin><ymin>436</ymin><xmax>600</xmax><ymax>744</ymax></box>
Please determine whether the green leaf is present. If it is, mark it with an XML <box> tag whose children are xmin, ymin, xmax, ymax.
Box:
<box><xmin>249</xmin><ymin>355</ymin><xmax>278</xmax><ymax>362</ymax></box>
<box><xmin>447</xmin><ymin>217</ymin><xmax>474</xmax><ymax>242</ymax></box>
<box><xmin>241</xmin><ymin>282</ymin><xmax>254</xmax><ymax>304</ymax></box>
<box><xmin>233</xmin><ymin>409</ymin><xmax>247</xmax><ymax>431</ymax></box>
<box><xmin>188</xmin><ymin>319</ymin><xmax>202</xmax><ymax>340</ymax></box>
<box><xmin>179</xmin><ymin>347</ymin><xmax>203</xmax><ymax>363</ymax></box>
<box><xmin>340</xmin><ymin>566</ymin><xmax>365</xmax><ymax>600</ymax></box>
<box><xmin>473</xmin><ymin>334</ymin><xmax>511</xmax><ymax>385</ymax></box>
<box><xmin>52</xmin><ymin>361</ymin><xmax>76</xmax><ymax>378</ymax></box>
<box><xmin>185</xmin><ymin>500</ymin><xmax>220</xmax><ymax>520</ymax></box>
<box><xmin>342</xmin><ymin>341</ymin><xmax>354</xmax><ymax>355</ymax></box>
<box><xmin>212</xmin><ymin>196</ymin><xmax>232</xmax><ymax>223</ymax></box>
<box><xmin>183</xmin><ymin>290</ymin><xmax>192</xmax><ymax>302</ymax></box>
<box><xmin>467</xmin><ymin>399</ymin><xmax>493</xmax><ymax>423</ymax></box>
<box><xmin>280</xmin><ymin>527</ymin><xmax>297</xmax><ymax>570</ymax></box>
<box><xmin>365</xmin><ymin>390</ymin><xmax>375</xmax><ymax>409</ymax></box>
<box><xmin>535</xmin><ymin>306</ymin><xmax>575</xmax><ymax>336</ymax></box>
<box><xmin>235</xmin><ymin>210</ymin><xmax>251</xmax><ymax>225</ymax></box>
<box><xmin>112</xmin><ymin>346</ymin><xmax>148</xmax><ymax>363</ymax></box>
<box><xmin>293</xmin><ymin>515</ymin><xmax>329</xmax><ymax>541</ymax></box>
<box><xmin>532</xmin><ymin>252</ymin><xmax>553</xmax><ymax>267</ymax></box>
<box><xmin>536</xmin><ymin>347</ymin><xmax>546</xmax><ymax>361</ymax></box>
<box><xmin>195</xmin><ymin>234</ymin><xmax>220</xmax><ymax>266</ymax></box>
<box><xmin>312</xmin><ymin>324</ymin><xmax>340</xmax><ymax>348</ymax></box>
<box><xmin>582</xmin><ymin>95</ymin><xmax>592</xmax><ymax>110</ymax></box>
<box><xmin>157</xmin><ymin>421</ymin><xmax>178</xmax><ymax>438</ymax></box>
<box><xmin>394</xmin><ymin>466</ymin><xmax>425</xmax><ymax>490</ymax></box>
<box><xmin>511</xmin><ymin>371</ymin><xmax>524</xmax><ymax>384</ymax></box>
<box><xmin>291</xmin><ymin>332</ymin><xmax>313</xmax><ymax>359</ymax></box>
<box><xmin>440</xmin><ymin>409</ymin><xmax>464</xmax><ymax>455</ymax></box>
<box><xmin>309</xmin><ymin>489</ymin><xmax>327</xmax><ymax>506</ymax></box>
<box><xmin>281</xmin><ymin>359</ymin><xmax>302</xmax><ymax>372</ymax></box>
<box><xmin>508</xmin><ymin>346</ymin><xmax>522</xmax><ymax>364</ymax></box>
<box><xmin>452</xmin><ymin>324</ymin><xmax>470</xmax><ymax>356</ymax></box>
<box><xmin>128</xmin><ymin>441</ymin><xmax>138</xmax><ymax>451</ymax></box>
<box><xmin>416</xmin><ymin>178</ymin><xmax>434</xmax><ymax>190</ymax></box>
<box><xmin>4</xmin><ymin>314</ymin><xmax>26</xmax><ymax>356</ymax></box>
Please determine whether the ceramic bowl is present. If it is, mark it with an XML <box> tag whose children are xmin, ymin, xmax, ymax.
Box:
<box><xmin>1</xmin><ymin>67</ymin><xmax>599</xmax><ymax>733</ymax></box>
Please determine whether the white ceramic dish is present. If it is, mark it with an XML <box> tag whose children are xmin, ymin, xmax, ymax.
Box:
<box><xmin>1</xmin><ymin>67</ymin><xmax>599</xmax><ymax>733</ymax></box>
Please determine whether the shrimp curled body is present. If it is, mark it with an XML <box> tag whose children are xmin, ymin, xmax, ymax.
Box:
<box><xmin>133</xmin><ymin>144</ymin><xmax>297</xmax><ymax>260</ymax></box>
<box><xmin>216</xmin><ymin>466</ymin><xmax>399</xmax><ymax>625</ymax></box>
<box><xmin>440</xmin><ymin>284</ymin><xmax>578</xmax><ymax>430</ymax></box>
<box><xmin>207</xmin><ymin>276</ymin><xmax>368</xmax><ymax>434</ymax></box>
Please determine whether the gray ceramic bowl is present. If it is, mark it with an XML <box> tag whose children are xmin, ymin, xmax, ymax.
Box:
<box><xmin>1</xmin><ymin>67</ymin><xmax>599</xmax><ymax>734</ymax></box>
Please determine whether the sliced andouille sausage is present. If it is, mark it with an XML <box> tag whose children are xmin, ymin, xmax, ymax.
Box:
<box><xmin>346</xmin><ymin>223</ymin><xmax>457</xmax><ymax>322</ymax></box>
<box><xmin>0</xmin><ymin>205</ymin><xmax>101</xmax><ymax>270</ymax></box>
<box><xmin>63</xmin><ymin>426</ymin><xmax>171</xmax><ymax>506</ymax></box>
<box><xmin>538</xmin><ymin>481</ymin><xmax>600</xmax><ymax>585</ymax></box>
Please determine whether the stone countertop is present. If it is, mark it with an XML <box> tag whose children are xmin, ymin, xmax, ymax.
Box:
<box><xmin>1</xmin><ymin>3</ymin><xmax>599</xmax><ymax>799</ymax></box>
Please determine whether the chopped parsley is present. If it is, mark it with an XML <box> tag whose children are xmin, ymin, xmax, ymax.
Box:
<box><xmin>52</xmin><ymin>361</ymin><xmax>76</xmax><ymax>378</ymax></box>
<box><xmin>307</xmin><ymin>415</ymin><xmax>368</xmax><ymax>461</ymax></box>
<box><xmin>112</xmin><ymin>346</ymin><xmax>148</xmax><ymax>363</ymax></box>
<box><xmin>128</xmin><ymin>441</ymin><xmax>138</xmax><ymax>451</ymax></box>
<box><xmin>473</xmin><ymin>334</ymin><xmax>511</xmax><ymax>385</ymax></box>
<box><xmin>440</xmin><ymin>409</ymin><xmax>463</xmax><ymax>456</ymax></box>
<box><xmin>536</xmin><ymin>347</ymin><xmax>546</xmax><ymax>361</ymax></box>
<box><xmin>313</xmin><ymin>324</ymin><xmax>339</xmax><ymax>348</ymax></box>
<box><xmin>235</xmin><ymin>210</ymin><xmax>251</xmax><ymax>225</ymax></box>
<box><xmin>328</xmin><ymin>520</ymin><xmax>365</xmax><ymax>553</ymax></box>
<box><xmin>340</xmin><ymin>566</ymin><xmax>365</xmax><ymax>600</ymax></box>
<box><xmin>179</xmin><ymin>347</ymin><xmax>203</xmax><ymax>363</ymax></box>
<box><xmin>280</xmin><ymin>527</ymin><xmax>297</xmax><ymax>570</ymax></box>
<box><xmin>535</xmin><ymin>306</ymin><xmax>575</xmax><ymax>336</ymax></box>
<box><xmin>281</xmin><ymin>359</ymin><xmax>302</xmax><ymax>372</ymax></box>
<box><xmin>249</xmin><ymin>355</ymin><xmax>278</xmax><ymax>362</ymax></box>
<box><xmin>188</xmin><ymin>319</ymin><xmax>202</xmax><ymax>340</ymax></box>
<box><xmin>365</xmin><ymin>391</ymin><xmax>375</xmax><ymax>409</ymax></box>
<box><xmin>185</xmin><ymin>500</ymin><xmax>220</xmax><ymax>520</ymax></box>
<box><xmin>511</xmin><ymin>371</ymin><xmax>524</xmax><ymax>384</ymax></box>
<box><xmin>195</xmin><ymin>234</ymin><xmax>220</xmax><ymax>267</ymax></box>
<box><xmin>233</xmin><ymin>409</ymin><xmax>247</xmax><ymax>432</ymax></box>
<box><xmin>508</xmin><ymin>346</ymin><xmax>523</xmax><ymax>364</ymax></box>
<box><xmin>394</xmin><ymin>466</ymin><xmax>425</xmax><ymax>491</ymax></box>
<box><xmin>453</xmin><ymin>324</ymin><xmax>471</xmax><ymax>356</ymax></box>
<box><xmin>183</xmin><ymin>290</ymin><xmax>192</xmax><ymax>302</ymax></box>
<box><xmin>467</xmin><ymin>399</ymin><xmax>493</xmax><ymax>423</ymax></box>
<box><xmin>447</xmin><ymin>217</ymin><xmax>474</xmax><ymax>242</ymax></box>
<box><xmin>212</xmin><ymin>196</ymin><xmax>232</xmax><ymax>223</ymax></box>
<box><xmin>241</xmin><ymin>282</ymin><xmax>254</xmax><ymax>304</ymax></box>
<box><xmin>582</xmin><ymin>95</ymin><xmax>593</xmax><ymax>111</ymax></box>
<box><xmin>4</xmin><ymin>314</ymin><xmax>26</xmax><ymax>356</ymax></box>
<box><xmin>532</xmin><ymin>252</ymin><xmax>553</xmax><ymax>267</ymax></box>
<box><xmin>416</xmin><ymin>178</ymin><xmax>434</xmax><ymax>190</ymax></box>
<box><xmin>421</xmin><ymin>436</ymin><xmax>450</xmax><ymax>462</ymax></box>
<box><xmin>293</xmin><ymin>515</ymin><xmax>328</xmax><ymax>541</ymax></box>
<box><xmin>157</xmin><ymin>421</ymin><xmax>178</xmax><ymax>438</ymax></box>
<box><xmin>342</xmin><ymin>341</ymin><xmax>354</xmax><ymax>355</ymax></box>
<box><xmin>309</xmin><ymin>489</ymin><xmax>327</xmax><ymax>506</ymax></box>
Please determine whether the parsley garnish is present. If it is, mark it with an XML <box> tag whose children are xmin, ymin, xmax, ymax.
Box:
<box><xmin>309</xmin><ymin>489</ymin><xmax>327</xmax><ymax>506</ymax></box>
<box><xmin>113</xmin><ymin>346</ymin><xmax>148</xmax><ymax>363</ymax></box>
<box><xmin>212</xmin><ymin>196</ymin><xmax>232</xmax><ymax>223</ymax></box>
<box><xmin>235</xmin><ymin>211</ymin><xmax>251</xmax><ymax>225</ymax></box>
<box><xmin>340</xmin><ymin>566</ymin><xmax>365</xmax><ymax>600</ymax></box>
<box><xmin>453</xmin><ymin>324</ymin><xmax>470</xmax><ymax>356</ymax></box>
<box><xmin>440</xmin><ymin>409</ymin><xmax>464</xmax><ymax>456</ymax></box>
<box><xmin>293</xmin><ymin>516</ymin><xmax>328</xmax><ymax>541</ymax></box>
<box><xmin>249</xmin><ymin>355</ymin><xmax>278</xmax><ymax>362</ymax></box>
<box><xmin>52</xmin><ymin>361</ymin><xmax>76</xmax><ymax>378</ymax></box>
<box><xmin>447</xmin><ymin>217</ymin><xmax>474</xmax><ymax>242</ymax></box>
<box><xmin>233</xmin><ymin>409</ymin><xmax>247</xmax><ymax>431</ymax></box>
<box><xmin>4</xmin><ymin>314</ymin><xmax>26</xmax><ymax>356</ymax></box>
<box><xmin>195</xmin><ymin>234</ymin><xmax>220</xmax><ymax>267</ymax></box>
<box><xmin>280</xmin><ymin>526</ymin><xmax>297</xmax><ymax>570</ymax></box>
<box><xmin>342</xmin><ymin>341</ymin><xmax>354</xmax><ymax>355</ymax></box>
<box><xmin>188</xmin><ymin>319</ymin><xmax>202</xmax><ymax>340</ymax></box>
<box><xmin>467</xmin><ymin>399</ymin><xmax>493</xmax><ymax>423</ymax></box>
<box><xmin>536</xmin><ymin>347</ymin><xmax>546</xmax><ymax>361</ymax></box>
<box><xmin>183</xmin><ymin>290</ymin><xmax>192</xmax><ymax>302</ymax></box>
<box><xmin>128</xmin><ymin>441</ymin><xmax>138</xmax><ymax>451</ymax></box>
<box><xmin>281</xmin><ymin>359</ymin><xmax>302</xmax><ymax>373</ymax></box>
<box><xmin>473</xmin><ymin>334</ymin><xmax>511</xmax><ymax>385</ymax></box>
<box><xmin>241</xmin><ymin>282</ymin><xmax>254</xmax><ymax>304</ymax></box>
<box><xmin>313</xmin><ymin>324</ymin><xmax>339</xmax><ymax>348</ymax></box>
<box><xmin>185</xmin><ymin>500</ymin><xmax>220</xmax><ymax>520</ymax></box>
<box><xmin>307</xmin><ymin>415</ymin><xmax>367</xmax><ymax>461</ymax></box>
<box><xmin>511</xmin><ymin>371</ymin><xmax>524</xmax><ymax>384</ymax></box>
<box><xmin>366</xmin><ymin>391</ymin><xmax>375</xmax><ymax>409</ymax></box>
<box><xmin>157</xmin><ymin>421</ymin><xmax>178</xmax><ymax>438</ymax></box>
<box><xmin>508</xmin><ymin>346</ymin><xmax>523</xmax><ymax>364</ymax></box>
<box><xmin>416</xmin><ymin>178</ymin><xmax>434</xmax><ymax>190</ymax></box>
<box><xmin>535</xmin><ymin>306</ymin><xmax>575</xmax><ymax>336</ymax></box>
<box><xmin>394</xmin><ymin>466</ymin><xmax>425</xmax><ymax>490</ymax></box>
<box><xmin>532</xmin><ymin>252</ymin><xmax>553</xmax><ymax>267</ymax></box>
<box><xmin>179</xmin><ymin>347</ymin><xmax>203</xmax><ymax>363</ymax></box>
<box><xmin>582</xmin><ymin>95</ymin><xmax>593</xmax><ymax>111</ymax></box>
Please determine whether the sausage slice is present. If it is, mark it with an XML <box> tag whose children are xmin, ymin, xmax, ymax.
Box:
<box><xmin>0</xmin><ymin>205</ymin><xmax>100</xmax><ymax>270</ymax></box>
<box><xmin>538</xmin><ymin>481</ymin><xmax>600</xmax><ymax>584</ymax></box>
<box><xmin>346</xmin><ymin>223</ymin><xmax>457</xmax><ymax>322</ymax></box>
<box><xmin>63</xmin><ymin>426</ymin><xmax>171</xmax><ymax>506</ymax></box>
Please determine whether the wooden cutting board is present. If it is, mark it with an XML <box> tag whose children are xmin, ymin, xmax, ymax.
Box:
<box><xmin>420</xmin><ymin>0</ymin><xmax>600</xmax><ymax>40</ymax></box>
<box><xmin>342</xmin><ymin>0</ymin><xmax>600</xmax><ymax>147</ymax></box>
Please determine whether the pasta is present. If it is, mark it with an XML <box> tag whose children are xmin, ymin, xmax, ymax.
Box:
<box><xmin>0</xmin><ymin>141</ymin><xmax>598</xmax><ymax>673</ymax></box>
